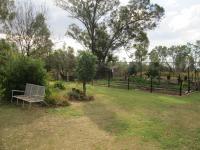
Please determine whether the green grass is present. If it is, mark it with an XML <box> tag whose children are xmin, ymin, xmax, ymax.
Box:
<box><xmin>0</xmin><ymin>82</ymin><xmax>200</xmax><ymax>150</ymax></box>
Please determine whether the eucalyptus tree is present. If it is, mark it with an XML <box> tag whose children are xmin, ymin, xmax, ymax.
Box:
<box><xmin>166</xmin><ymin>45</ymin><xmax>191</xmax><ymax>73</ymax></box>
<box><xmin>4</xmin><ymin>1</ymin><xmax>53</xmax><ymax>58</ymax></box>
<box><xmin>134</xmin><ymin>39</ymin><xmax>149</xmax><ymax>77</ymax></box>
<box><xmin>188</xmin><ymin>41</ymin><xmax>200</xmax><ymax>69</ymax></box>
<box><xmin>149</xmin><ymin>49</ymin><xmax>160</xmax><ymax>63</ymax></box>
<box><xmin>57</xmin><ymin>0</ymin><xmax>164</xmax><ymax>66</ymax></box>
<box><xmin>46</xmin><ymin>46</ymin><xmax>76</xmax><ymax>80</ymax></box>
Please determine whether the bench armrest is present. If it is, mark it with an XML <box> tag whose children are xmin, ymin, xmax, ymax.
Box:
<box><xmin>12</xmin><ymin>90</ymin><xmax>25</xmax><ymax>97</ymax></box>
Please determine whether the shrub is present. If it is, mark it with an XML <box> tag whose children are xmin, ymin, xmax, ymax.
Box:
<box><xmin>68</xmin><ymin>88</ymin><xmax>94</xmax><ymax>101</ymax></box>
<box><xmin>130</xmin><ymin>76</ymin><xmax>150</xmax><ymax>85</ymax></box>
<box><xmin>53</xmin><ymin>81</ymin><xmax>66</xmax><ymax>90</ymax></box>
<box><xmin>1</xmin><ymin>56</ymin><xmax>47</xmax><ymax>100</ymax></box>
<box><xmin>45</xmin><ymin>93</ymin><xmax>70</xmax><ymax>107</ymax></box>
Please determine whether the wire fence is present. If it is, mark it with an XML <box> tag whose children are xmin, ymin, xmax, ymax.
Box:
<box><xmin>93</xmin><ymin>61</ymin><xmax>200</xmax><ymax>96</ymax></box>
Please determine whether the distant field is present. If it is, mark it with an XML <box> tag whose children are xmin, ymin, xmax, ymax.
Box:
<box><xmin>0</xmin><ymin>83</ymin><xmax>200</xmax><ymax>150</ymax></box>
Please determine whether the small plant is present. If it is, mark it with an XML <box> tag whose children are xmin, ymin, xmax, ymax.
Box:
<box><xmin>68</xmin><ymin>88</ymin><xmax>94</xmax><ymax>101</ymax></box>
<box><xmin>45</xmin><ymin>93</ymin><xmax>70</xmax><ymax>107</ymax></box>
<box><xmin>54</xmin><ymin>81</ymin><xmax>66</xmax><ymax>90</ymax></box>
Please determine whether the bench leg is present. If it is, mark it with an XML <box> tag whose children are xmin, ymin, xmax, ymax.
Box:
<box><xmin>42</xmin><ymin>101</ymin><xmax>49</xmax><ymax>106</ymax></box>
<box><xmin>11</xmin><ymin>97</ymin><xmax>13</xmax><ymax>103</ymax></box>
<box><xmin>29</xmin><ymin>102</ymin><xmax>32</xmax><ymax>109</ymax></box>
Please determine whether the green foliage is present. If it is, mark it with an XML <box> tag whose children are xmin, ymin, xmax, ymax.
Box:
<box><xmin>0</xmin><ymin>39</ymin><xmax>17</xmax><ymax>62</ymax></box>
<box><xmin>149</xmin><ymin>49</ymin><xmax>160</xmax><ymax>63</ymax></box>
<box><xmin>0</xmin><ymin>39</ymin><xmax>18</xmax><ymax>99</ymax></box>
<box><xmin>134</xmin><ymin>43</ymin><xmax>149</xmax><ymax>77</ymax></box>
<box><xmin>147</xmin><ymin>62</ymin><xmax>160</xmax><ymax>78</ymax></box>
<box><xmin>130</xmin><ymin>76</ymin><xmax>150</xmax><ymax>85</ymax></box>
<box><xmin>54</xmin><ymin>81</ymin><xmax>66</xmax><ymax>90</ymax></box>
<box><xmin>111</xmin><ymin>61</ymin><xmax>128</xmax><ymax>77</ymax></box>
<box><xmin>76</xmin><ymin>51</ymin><xmax>97</xmax><ymax>82</ymax></box>
<box><xmin>76</xmin><ymin>51</ymin><xmax>97</xmax><ymax>94</ymax></box>
<box><xmin>45</xmin><ymin>46</ymin><xmax>76</xmax><ymax>80</ymax></box>
<box><xmin>128</xmin><ymin>62</ymin><xmax>138</xmax><ymax>76</ymax></box>
<box><xmin>1</xmin><ymin>56</ymin><xmax>47</xmax><ymax>99</ymax></box>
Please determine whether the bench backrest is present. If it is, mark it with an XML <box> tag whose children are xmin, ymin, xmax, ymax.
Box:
<box><xmin>24</xmin><ymin>83</ymin><xmax>45</xmax><ymax>97</ymax></box>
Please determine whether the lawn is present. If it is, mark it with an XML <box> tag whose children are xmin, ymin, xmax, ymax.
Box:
<box><xmin>0</xmin><ymin>83</ymin><xmax>200</xmax><ymax>150</ymax></box>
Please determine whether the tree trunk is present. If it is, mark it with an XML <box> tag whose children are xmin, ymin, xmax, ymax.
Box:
<box><xmin>83</xmin><ymin>81</ymin><xmax>86</xmax><ymax>95</ymax></box>
<box><xmin>67</xmin><ymin>72</ymin><xmax>69</xmax><ymax>82</ymax></box>
<box><xmin>140</xmin><ymin>60</ymin><xmax>143</xmax><ymax>77</ymax></box>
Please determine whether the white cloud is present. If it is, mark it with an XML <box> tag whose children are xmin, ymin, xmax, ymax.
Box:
<box><xmin>148</xmin><ymin>1</ymin><xmax>200</xmax><ymax>49</ymax></box>
<box><xmin>169</xmin><ymin>5</ymin><xmax>200</xmax><ymax>32</ymax></box>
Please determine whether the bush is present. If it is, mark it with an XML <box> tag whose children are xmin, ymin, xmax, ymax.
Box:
<box><xmin>53</xmin><ymin>81</ymin><xmax>66</xmax><ymax>90</ymax></box>
<box><xmin>130</xmin><ymin>76</ymin><xmax>150</xmax><ymax>85</ymax></box>
<box><xmin>45</xmin><ymin>93</ymin><xmax>70</xmax><ymax>107</ymax></box>
<box><xmin>1</xmin><ymin>56</ymin><xmax>47</xmax><ymax>100</ymax></box>
<box><xmin>68</xmin><ymin>88</ymin><xmax>94</xmax><ymax>101</ymax></box>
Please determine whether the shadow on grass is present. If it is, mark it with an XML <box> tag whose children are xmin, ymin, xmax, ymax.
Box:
<box><xmin>82</xmin><ymin>101</ymin><xmax>130</xmax><ymax>136</ymax></box>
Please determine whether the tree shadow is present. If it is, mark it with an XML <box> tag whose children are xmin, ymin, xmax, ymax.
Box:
<box><xmin>82</xmin><ymin>101</ymin><xmax>130</xmax><ymax>136</ymax></box>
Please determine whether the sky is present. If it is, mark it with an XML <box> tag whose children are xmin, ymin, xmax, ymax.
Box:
<box><xmin>3</xmin><ymin>0</ymin><xmax>200</xmax><ymax>61</ymax></box>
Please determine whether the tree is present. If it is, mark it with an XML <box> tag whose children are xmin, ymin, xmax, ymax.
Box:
<box><xmin>128</xmin><ymin>62</ymin><xmax>138</xmax><ymax>76</ymax></box>
<box><xmin>188</xmin><ymin>41</ymin><xmax>200</xmax><ymax>69</ymax></box>
<box><xmin>0</xmin><ymin>39</ymin><xmax>16</xmax><ymax>65</ymax></box>
<box><xmin>4</xmin><ymin>1</ymin><xmax>53</xmax><ymax>58</ymax></box>
<box><xmin>76</xmin><ymin>51</ymin><xmax>97</xmax><ymax>95</ymax></box>
<box><xmin>134</xmin><ymin>41</ymin><xmax>149</xmax><ymax>77</ymax></box>
<box><xmin>147</xmin><ymin>62</ymin><xmax>160</xmax><ymax>79</ymax></box>
<box><xmin>167</xmin><ymin>46</ymin><xmax>179</xmax><ymax>73</ymax></box>
<box><xmin>174</xmin><ymin>45</ymin><xmax>191</xmax><ymax>72</ymax></box>
<box><xmin>46</xmin><ymin>46</ymin><xmax>76</xmax><ymax>80</ymax></box>
<box><xmin>0</xmin><ymin>39</ymin><xmax>17</xmax><ymax>81</ymax></box>
<box><xmin>57</xmin><ymin>0</ymin><xmax>164</xmax><ymax>65</ymax></box>
<box><xmin>111</xmin><ymin>61</ymin><xmax>128</xmax><ymax>78</ymax></box>
<box><xmin>151</xmin><ymin>46</ymin><xmax>170</xmax><ymax>72</ymax></box>
<box><xmin>149</xmin><ymin>49</ymin><xmax>160</xmax><ymax>63</ymax></box>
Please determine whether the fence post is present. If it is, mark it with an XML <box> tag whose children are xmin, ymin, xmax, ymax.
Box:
<box><xmin>150</xmin><ymin>77</ymin><xmax>153</xmax><ymax>93</ymax></box>
<box><xmin>128</xmin><ymin>76</ymin><xmax>130</xmax><ymax>90</ymax></box>
<box><xmin>179</xmin><ymin>80</ymin><xmax>183</xmax><ymax>96</ymax></box>
<box><xmin>188</xmin><ymin>66</ymin><xmax>191</xmax><ymax>93</ymax></box>
<box><xmin>108</xmin><ymin>70</ymin><xmax>110</xmax><ymax>87</ymax></box>
<box><xmin>195</xmin><ymin>69</ymin><xmax>198</xmax><ymax>91</ymax></box>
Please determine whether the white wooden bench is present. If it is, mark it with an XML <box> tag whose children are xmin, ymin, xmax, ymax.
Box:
<box><xmin>11</xmin><ymin>83</ymin><xmax>48</xmax><ymax>108</ymax></box>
